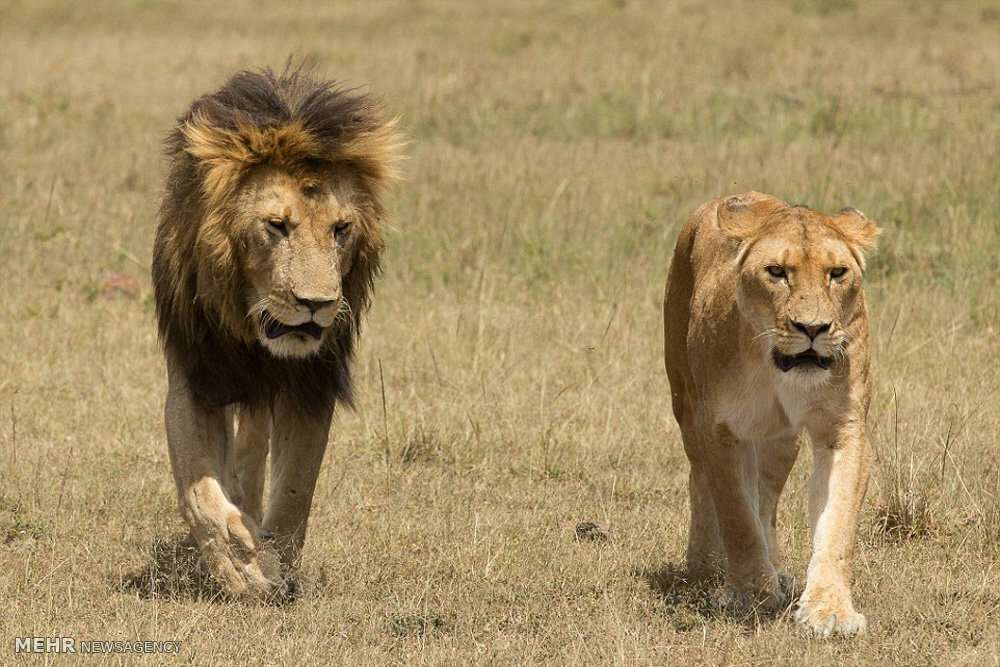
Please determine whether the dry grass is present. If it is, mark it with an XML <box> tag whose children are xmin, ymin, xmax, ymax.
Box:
<box><xmin>2</xmin><ymin>0</ymin><xmax>1000</xmax><ymax>664</ymax></box>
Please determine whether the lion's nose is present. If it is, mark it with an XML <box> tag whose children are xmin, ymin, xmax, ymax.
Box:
<box><xmin>791</xmin><ymin>320</ymin><xmax>831</xmax><ymax>340</ymax></box>
<box><xmin>293</xmin><ymin>293</ymin><xmax>339</xmax><ymax>312</ymax></box>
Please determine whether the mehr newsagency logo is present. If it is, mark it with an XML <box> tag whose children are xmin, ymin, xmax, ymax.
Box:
<box><xmin>14</xmin><ymin>637</ymin><xmax>182</xmax><ymax>654</ymax></box>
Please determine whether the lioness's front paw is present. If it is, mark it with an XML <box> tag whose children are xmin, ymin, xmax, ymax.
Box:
<box><xmin>794</xmin><ymin>597</ymin><xmax>867</xmax><ymax>637</ymax></box>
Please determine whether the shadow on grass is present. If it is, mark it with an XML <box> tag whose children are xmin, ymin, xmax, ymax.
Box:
<box><xmin>119</xmin><ymin>533</ymin><xmax>225</xmax><ymax>602</ymax></box>
<box><xmin>638</xmin><ymin>563</ymin><xmax>718</xmax><ymax>629</ymax></box>
<box><xmin>387</xmin><ymin>612</ymin><xmax>455</xmax><ymax>638</ymax></box>
<box><xmin>637</xmin><ymin>563</ymin><xmax>793</xmax><ymax>632</ymax></box>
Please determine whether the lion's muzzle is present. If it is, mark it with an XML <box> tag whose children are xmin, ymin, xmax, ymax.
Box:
<box><xmin>261</xmin><ymin>312</ymin><xmax>325</xmax><ymax>340</ymax></box>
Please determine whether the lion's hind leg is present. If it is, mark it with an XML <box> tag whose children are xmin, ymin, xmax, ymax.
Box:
<box><xmin>262</xmin><ymin>392</ymin><xmax>334</xmax><ymax>572</ymax></box>
<box><xmin>227</xmin><ymin>405</ymin><xmax>270</xmax><ymax>524</ymax></box>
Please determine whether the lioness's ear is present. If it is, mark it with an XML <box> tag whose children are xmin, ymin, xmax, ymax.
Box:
<box><xmin>715</xmin><ymin>192</ymin><xmax>782</xmax><ymax>240</ymax></box>
<box><xmin>833</xmin><ymin>206</ymin><xmax>880</xmax><ymax>269</ymax></box>
<box><xmin>716</xmin><ymin>195</ymin><xmax>759</xmax><ymax>239</ymax></box>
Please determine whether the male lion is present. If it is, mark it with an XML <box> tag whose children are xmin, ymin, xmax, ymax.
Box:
<box><xmin>663</xmin><ymin>192</ymin><xmax>879</xmax><ymax>636</ymax></box>
<box><xmin>152</xmin><ymin>67</ymin><xmax>400</xmax><ymax>598</ymax></box>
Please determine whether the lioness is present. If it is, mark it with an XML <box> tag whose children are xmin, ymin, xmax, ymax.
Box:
<box><xmin>663</xmin><ymin>192</ymin><xmax>878</xmax><ymax>636</ymax></box>
<box><xmin>152</xmin><ymin>67</ymin><xmax>400</xmax><ymax>598</ymax></box>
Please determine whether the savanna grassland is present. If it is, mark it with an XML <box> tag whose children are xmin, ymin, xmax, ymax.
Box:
<box><xmin>1</xmin><ymin>0</ymin><xmax>999</xmax><ymax>664</ymax></box>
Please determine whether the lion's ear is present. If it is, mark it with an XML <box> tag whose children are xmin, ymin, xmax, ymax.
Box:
<box><xmin>833</xmin><ymin>206</ymin><xmax>880</xmax><ymax>269</ymax></box>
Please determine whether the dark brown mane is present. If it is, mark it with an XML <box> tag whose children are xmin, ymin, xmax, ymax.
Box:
<box><xmin>152</xmin><ymin>65</ymin><xmax>401</xmax><ymax>410</ymax></box>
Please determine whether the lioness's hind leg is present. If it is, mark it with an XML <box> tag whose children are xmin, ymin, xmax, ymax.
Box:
<box><xmin>164</xmin><ymin>354</ymin><xmax>284</xmax><ymax>599</ymax></box>
<box><xmin>262</xmin><ymin>393</ymin><xmax>334</xmax><ymax>570</ymax></box>
<box><xmin>755</xmin><ymin>436</ymin><xmax>800</xmax><ymax>582</ymax></box>
<box><xmin>680</xmin><ymin>420</ymin><xmax>724</xmax><ymax>577</ymax></box>
<box><xmin>227</xmin><ymin>405</ymin><xmax>269</xmax><ymax>524</ymax></box>
<box><xmin>686</xmin><ymin>461</ymin><xmax>724</xmax><ymax>577</ymax></box>
<box><xmin>702</xmin><ymin>424</ymin><xmax>785</xmax><ymax>614</ymax></box>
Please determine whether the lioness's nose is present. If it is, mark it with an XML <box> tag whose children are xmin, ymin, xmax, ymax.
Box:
<box><xmin>293</xmin><ymin>293</ymin><xmax>338</xmax><ymax>312</ymax></box>
<box><xmin>791</xmin><ymin>320</ymin><xmax>831</xmax><ymax>339</ymax></box>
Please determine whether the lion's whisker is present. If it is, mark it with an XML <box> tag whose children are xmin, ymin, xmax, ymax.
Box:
<box><xmin>245</xmin><ymin>297</ymin><xmax>270</xmax><ymax>324</ymax></box>
<box><xmin>333</xmin><ymin>298</ymin><xmax>354</xmax><ymax>329</ymax></box>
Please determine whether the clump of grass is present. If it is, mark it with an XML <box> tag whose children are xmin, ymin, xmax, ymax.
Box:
<box><xmin>809</xmin><ymin>95</ymin><xmax>847</xmax><ymax>137</ymax></box>
<box><xmin>870</xmin><ymin>389</ymin><xmax>939</xmax><ymax>542</ymax></box>
<box><xmin>397</xmin><ymin>422</ymin><xmax>444</xmax><ymax>465</ymax></box>
<box><xmin>794</xmin><ymin>0</ymin><xmax>857</xmax><ymax>16</ymax></box>
<box><xmin>0</xmin><ymin>493</ymin><xmax>22</xmax><ymax>513</ymax></box>
<box><xmin>984</xmin><ymin>508</ymin><xmax>1000</xmax><ymax>543</ymax></box>
<box><xmin>2</xmin><ymin>514</ymin><xmax>47</xmax><ymax>544</ymax></box>
<box><xmin>638</xmin><ymin>564</ymin><xmax>724</xmax><ymax>631</ymax></box>
<box><xmin>0</xmin><ymin>493</ymin><xmax>47</xmax><ymax>544</ymax></box>
<box><xmin>872</xmin><ymin>486</ymin><xmax>936</xmax><ymax>542</ymax></box>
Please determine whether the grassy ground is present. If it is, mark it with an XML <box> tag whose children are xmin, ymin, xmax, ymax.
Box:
<box><xmin>2</xmin><ymin>0</ymin><xmax>999</xmax><ymax>664</ymax></box>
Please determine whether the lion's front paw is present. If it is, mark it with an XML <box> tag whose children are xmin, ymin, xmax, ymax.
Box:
<box><xmin>199</xmin><ymin>511</ymin><xmax>288</xmax><ymax>601</ymax></box>
<box><xmin>794</xmin><ymin>597</ymin><xmax>867</xmax><ymax>637</ymax></box>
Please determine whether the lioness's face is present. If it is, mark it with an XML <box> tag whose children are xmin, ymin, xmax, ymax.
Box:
<box><xmin>238</xmin><ymin>167</ymin><xmax>359</xmax><ymax>358</ymax></box>
<box><xmin>736</xmin><ymin>215</ymin><xmax>865</xmax><ymax>378</ymax></box>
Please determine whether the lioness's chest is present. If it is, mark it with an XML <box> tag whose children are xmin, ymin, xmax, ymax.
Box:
<box><xmin>716</xmin><ymin>368</ymin><xmax>815</xmax><ymax>443</ymax></box>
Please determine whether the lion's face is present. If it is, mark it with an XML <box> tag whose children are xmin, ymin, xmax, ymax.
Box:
<box><xmin>237</xmin><ymin>166</ymin><xmax>359</xmax><ymax>358</ymax></box>
<box><xmin>720</xmin><ymin>201</ymin><xmax>877</xmax><ymax>380</ymax></box>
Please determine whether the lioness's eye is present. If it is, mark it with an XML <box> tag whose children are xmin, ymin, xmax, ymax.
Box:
<box><xmin>830</xmin><ymin>267</ymin><xmax>848</xmax><ymax>279</ymax></box>
<box><xmin>766</xmin><ymin>265</ymin><xmax>786</xmax><ymax>279</ymax></box>
<box><xmin>266</xmin><ymin>217</ymin><xmax>288</xmax><ymax>236</ymax></box>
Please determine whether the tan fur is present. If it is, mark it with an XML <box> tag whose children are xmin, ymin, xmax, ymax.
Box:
<box><xmin>152</xmin><ymin>67</ymin><xmax>401</xmax><ymax>599</ymax></box>
<box><xmin>663</xmin><ymin>192</ymin><xmax>879</xmax><ymax>636</ymax></box>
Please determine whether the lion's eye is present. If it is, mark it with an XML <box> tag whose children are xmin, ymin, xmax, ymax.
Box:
<box><xmin>266</xmin><ymin>217</ymin><xmax>288</xmax><ymax>236</ymax></box>
<box><xmin>830</xmin><ymin>267</ymin><xmax>848</xmax><ymax>279</ymax></box>
<box><xmin>333</xmin><ymin>220</ymin><xmax>351</xmax><ymax>241</ymax></box>
<box><xmin>766</xmin><ymin>265</ymin><xmax>786</xmax><ymax>279</ymax></box>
